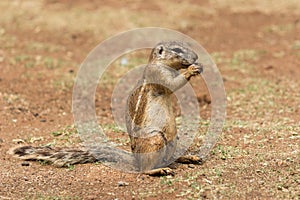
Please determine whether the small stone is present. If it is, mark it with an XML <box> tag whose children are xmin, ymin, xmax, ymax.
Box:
<box><xmin>0</xmin><ymin>28</ymin><xmax>5</xmax><ymax>35</ymax></box>
<box><xmin>12</xmin><ymin>139</ymin><xmax>25</xmax><ymax>144</ymax></box>
<box><xmin>188</xmin><ymin>164</ymin><xmax>195</xmax><ymax>168</ymax></box>
<box><xmin>66</xmin><ymin>51</ymin><xmax>73</xmax><ymax>58</ymax></box>
<box><xmin>117</xmin><ymin>181</ymin><xmax>129</xmax><ymax>187</ymax></box>
<box><xmin>34</xmin><ymin>26</ymin><xmax>41</xmax><ymax>33</ymax></box>
<box><xmin>21</xmin><ymin>162</ymin><xmax>30</xmax><ymax>166</ymax></box>
<box><xmin>40</xmin><ymin>119</ymin><xmax>47</xmax><ymax>122</ymax></box>
<box><xmin>120</xmin><ymin>58</ymin><xmax>128</xmax><ymax>66</ymax></box>
<box><xmin>264</xmin><ymin>65</ymin><xmax>274</xmax><ymax>70</ymax></box>
<box><xmin>0</xmin><ymin>138</ymin><xmax>3</xmax><ymax>143</ymax></box>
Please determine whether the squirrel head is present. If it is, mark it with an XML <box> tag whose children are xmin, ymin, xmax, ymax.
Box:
<box><xmin>149</xmin><ymin>41</ymin><xmax>198</xmax><ymax>70</ymax></box>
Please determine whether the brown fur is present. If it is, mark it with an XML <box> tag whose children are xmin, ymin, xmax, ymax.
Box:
<box><xmin>126</xmin><ymin>41</ymin><xmax>203</xmax><ymax>171</ymax></box>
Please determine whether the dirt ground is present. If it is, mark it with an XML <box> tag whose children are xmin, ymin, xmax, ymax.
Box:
<box><xmin>0</xmin><ymin>0</ymin><xmax>299</xmax><ymax>199</ymax></box>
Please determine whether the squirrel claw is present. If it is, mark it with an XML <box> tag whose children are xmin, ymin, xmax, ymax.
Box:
<box><xmin>190</xmin><ymin>62</ymin><xmax>204</xmax><ymax>74</ymax></box>
<box><xmin>184</xmin><ymin>63</ymin><xmax>204</xmax><ymax>80</ymax></box>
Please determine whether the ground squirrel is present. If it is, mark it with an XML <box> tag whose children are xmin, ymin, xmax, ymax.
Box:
<box><xmin>9</xmin><ymin>41</ymin><xmax>204</xmax><ymax>175</ymax></box>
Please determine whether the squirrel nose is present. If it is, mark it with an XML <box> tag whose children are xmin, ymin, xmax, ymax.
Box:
<box><xmin>194</xmin><ymin>62</ymin><xmax>204</xmax><ymax>73</ymax></box>
<box><xmin>188</xmin><ymin>51</ymin><xmax>198</xmax><ymax>62</ymax></box>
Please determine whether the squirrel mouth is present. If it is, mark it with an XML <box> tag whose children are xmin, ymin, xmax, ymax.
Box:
<box><xmin>182</xmin><ymin>64</ymin><xmax>190</xmax><ymax>68</ymax></box>
<box><xmin>182</xmin><ymin>62</ymin><xmax>196</xmax><ymax>68</ymax></box>
<box><xmin>182</xmin><ymin>62</ymin><xmax>204</xmax><ymax>73</ymax></box>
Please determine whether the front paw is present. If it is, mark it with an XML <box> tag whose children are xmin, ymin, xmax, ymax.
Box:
<box><xmin>184</xmin><ymin>63</ymin><xmax>204</xmax><ymax>80</ymax></box>
<box><xmin>189</xmin><ymin>63</ymin><xmax>203</xmax><ymax>75</ymax></box>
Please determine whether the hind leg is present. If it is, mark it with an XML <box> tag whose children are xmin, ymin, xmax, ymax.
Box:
<box><xmin>131</xmin><ymin>130</ymin><xmax>177</xmax><ymax>173</ymax></box>
<box><xmin>141</xmin><ymin>139</ymin><xmax>177</xmax><ymax>176</ymax></box>
<box><xmin>131</xmin><ymin>134</ymin><xmax>167</xmax><ymax>171</ymax></box>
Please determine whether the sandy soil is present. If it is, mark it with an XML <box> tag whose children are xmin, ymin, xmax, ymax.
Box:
<box><xmin>0</xmin><ymin>0</ymin><xmax>299</xmax><ymax>199</ymax></box>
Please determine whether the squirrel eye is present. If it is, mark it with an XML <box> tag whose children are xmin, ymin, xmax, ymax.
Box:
<box><xmin>158</xmin><ymin>46</ymin><xmax>164</xmax><ymax>55</ymax></box>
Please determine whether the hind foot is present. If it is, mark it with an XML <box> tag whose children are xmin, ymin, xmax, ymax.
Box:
<box><xmin>176</xmin><ymin>155</ymin><xmax>203</xmax><ymax>164</ymax></box>
<box><xmin>144</xmin><ymin>167</ymin><xmax>175</xmax><ymax>176</ymax></box>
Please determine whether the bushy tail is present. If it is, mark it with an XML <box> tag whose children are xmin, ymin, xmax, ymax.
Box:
<box><xmin>9</xmin><ymin>146</ymin><xmax>97</xmax><ymax>167</ymax></box>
